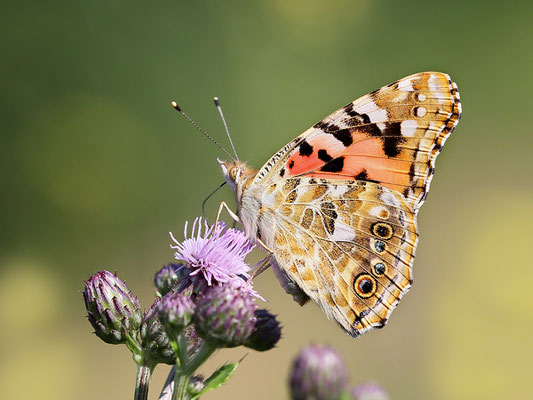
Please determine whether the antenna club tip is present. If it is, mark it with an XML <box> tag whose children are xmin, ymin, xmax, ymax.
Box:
<box><xmin>213</xmin><ymin>97</ymin><xmax>220</xmax><ymax>106</ymax></box>
<box><xmin>171</xmin><ymin>101</ymin><xmax>182</xmax><ymax>111</ymax></box>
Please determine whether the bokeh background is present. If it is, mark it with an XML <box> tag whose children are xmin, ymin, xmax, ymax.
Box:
<box><xmin>2</xmin><ymin>1</ymin><xmax>532</xmax><ymax>399</ymax></box>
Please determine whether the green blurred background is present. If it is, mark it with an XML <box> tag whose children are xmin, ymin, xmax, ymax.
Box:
<box><xmin>2</xmin><ymin>1</ymin><xmax>532</xmax><ymax>399</ymax></box>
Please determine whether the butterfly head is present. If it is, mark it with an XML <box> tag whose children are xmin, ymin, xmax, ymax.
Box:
<box><xmin>218</xmin><ymin>158</ymin><xmax>257</xmax><ymax>199</ymax></box>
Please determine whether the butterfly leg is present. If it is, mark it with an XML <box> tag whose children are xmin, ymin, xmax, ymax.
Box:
<box><xmin>245</xmin><ymin>256</ymin><xmax>272</xmax><ymax>290</ymax></box>
<box><xmin>214</xmin><ymin>201</ymin><xmax>240</xmax><ymax>226</ymax></box>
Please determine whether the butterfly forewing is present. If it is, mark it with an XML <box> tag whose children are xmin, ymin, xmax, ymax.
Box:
<box><xmin>254</xmin><ymin>72</ymin><xmax>461</xmax><ymax>212</ymax></box>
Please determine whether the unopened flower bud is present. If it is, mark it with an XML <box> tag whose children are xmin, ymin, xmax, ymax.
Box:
<box><xmin>188</xmin><ymin>375</ymin><xmax>205</xmax><ymax>395</ymax></box>
<box><xmin>289</xmin><ymin>344</ymin><xmax>348</xmax><ymax>400</ymax></box>
<box><xmin>245</xmin><ymin>309</ymin><xmax>281</xmax><ymax>351</ymax></box>
<box><xmin>154</xmin><ymin>263</ymin><xmax>190</xmax><ymax>296</ymax></box>
<box><xmin>83</xmin><ymin>270</ymin><xmax>141</xmax><ymax>344</ymax></box>
<box><xmin>157</xmin><ymin>291</ymin><xmax>195</xmax><ymax>336</ymax></box>
<box><xmin>140</xmin><ymin>298</ymin><xmax>177</xmax><ymax>365</ymax></box>
<box><xmin>351</xmin><ymin>383</ymin><xmax>389</xmax><ymax>400</ymax></box>
<box><xmin>193</xmin><ymin>284</ymin><xmax>256</xmax><ymax>348</ymax></box>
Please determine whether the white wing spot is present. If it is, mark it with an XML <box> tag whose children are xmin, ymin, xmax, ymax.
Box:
<box><xmin>379</xmin><ymin>191</ymin><xmax>400</xmax><ymax>207</ymax></box>
<box><xmin>416</xmin><ymin>107</ymin><xmax>427</xmax><ymax>117</ymax></box>
<box><xmin>428</xmin><ymin>74</ymin><xmax>439</xmax><ymax>92</ymax></box>
<box><xmin>398</xmin><ymin>78</ymin><xmax>414</xmax><ymax>92</ymax></box>
<box><xmin>369</xmin><ymin>205</ymin><xmax>390</xmax><ymax>220</ymax></box>
<box><xmin>416</xmin><ymin>93</ymin><xmax>426</xmax><ymax>101</ymax></box>
<box><xmin>329</xmin><ymin>185</ymin><xmax>348</xmax><ymax>197</ymax></box>
<box><xmin>356</xmin><ymin>101</ymin><xmax>388</xmax><ymax>123</ymax></box>
<box><xmin>329</xmin><ymin>221</ymin><xmax>356</xmax><ymax>242</ymax></box>
<box><xmin>400</xmin><ymin>120</ymin><xmax>418</xmax><ymax>137</ymax></box>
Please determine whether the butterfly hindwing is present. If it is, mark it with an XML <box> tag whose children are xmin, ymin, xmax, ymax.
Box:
<box><xmin>254</xmin><ymin>72</ymin><xmax>461</xmax><ymax>212</ymax></box>
<box><xmin>266</xmin><ymin>178</ymin><xmax>417</xmax><ymax>336</ymax></box>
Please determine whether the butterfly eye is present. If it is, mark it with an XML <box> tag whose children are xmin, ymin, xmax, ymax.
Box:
<box><xmin>354</xmin><ymin>274</ymin><xmax>377</xmax><ymax>298</ymax></box>
<box><xmin>371</xmin><ymin>222</ymin><xmax>393</xmax><ymax>240</ymax></box>
<box><xmin>228</xmin><ymin>167</ymin><xmax>238</xmax><ymax>181</ymax></box>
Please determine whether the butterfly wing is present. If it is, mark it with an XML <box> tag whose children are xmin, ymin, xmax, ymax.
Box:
<box><xmin>260</xmin><ymin>177</ymin><xmax>417</xmax><ymax>336</ymax></box>
<box><xmin>245</xmin><ymin>72</ymin><xmax>461</xmax><ymax>336</ymax></box>
<box><xmin>254</xmin><ymin>72</ymin><xmax>461</xmax><ymax>212</ymax></box>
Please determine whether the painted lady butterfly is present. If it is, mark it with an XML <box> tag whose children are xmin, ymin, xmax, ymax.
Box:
<box><xmin>218</xmin><ymin>72</ymin><xmax>461</xmax><ymax>337</ymax></box>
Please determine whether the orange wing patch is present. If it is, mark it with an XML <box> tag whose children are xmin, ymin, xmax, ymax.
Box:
<box><xmin>284</xmin><ymin>72</ymin><xmax>461</xmax><ymax>211</ymax></box>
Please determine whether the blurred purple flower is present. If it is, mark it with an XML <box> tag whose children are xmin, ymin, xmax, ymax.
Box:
<box><xmin>289</xmin><ymin>344</ymin><xmax>348</xmax><ymax>400</ymax></box>
<box><xmin>351</xmin><ymin>382</ymin><xmax>389</xmax><ymax>400</ymax></box>
<box><xmin>170</xmin><ymin>218</ymin><xmax>261</xmax><ymax>297</ymax></box>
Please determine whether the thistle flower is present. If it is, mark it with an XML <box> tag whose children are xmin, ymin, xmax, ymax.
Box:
<box><xmin>351</xmin><ymin>383</ymin><xmax>389</xmax><ymax>400</ymax></box>
<box><xmin>169</xmin><ymin>218</ymin><xmax>260</xmax><ymax>297</ymax></box>
<box><xmin>245</xmin><ymin>309</ymin><xmax>282</xmax><ymax>352</ymax></box>
<box><xmin>289</xmin><ymin>344</ymin><xmax>348</xmax><ymax>400</ymax></box>
<box><xmin>154</xmin><ymin>263</ymin><xmax>190</xmax><ymax>296</ymax></box>
<box><xmin>193</xmin><ymin>284</ymin><xmax>257</xmax><ymax>348</ymax></box>
<box><xmin>157</xmin><ymin>291</ymin><xmax>195</xmax><ymax>336</ymax></box>
<box><xmin>83</xmin><ymin>270</ymin><xmax>141</xmax><ymax>344</ymax></box>
<box><xmin>139</xmin><ymin>298</ymin><xmax>177</xmax><ymax>365</ymax></box>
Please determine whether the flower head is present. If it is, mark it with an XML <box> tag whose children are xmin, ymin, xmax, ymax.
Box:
<box><xmin>289</xmin><ymin>344</ymin><xmax>348</xmax><ymax>400</ymax></box>
<box><xmin>83</xmin><ymin>270</ymin><xmax>142</xmax><ymax>345</ymax></box>
<box><xmin>157</xmin><ymin>291</ymin><xmax>195</xmax><ymax>336</ymax></box>
<box><xmin>154</xmin><ymin>263</ymin><xmax>190</xmax><ymax>296</ymax></box>
<box><xmin>351</xmin><ymin>383</ymin><xmax>389</xmax><ymax>400</ymax></box>
<box><xmin>193</xmin><ymin>284</ymin><xmax>257</xmax><ymax>348</ymax></box>
<box><xmin>245</xmin><ymin>309</ymin><xmax>282</xmax><ymax>352</ymax></box>
<box><xmin>170</xmin><ymin>218</ymin><xmax>259</xmax><ymax>296</ymax></box>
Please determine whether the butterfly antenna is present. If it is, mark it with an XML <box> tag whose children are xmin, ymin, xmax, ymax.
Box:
<box><xmin>213</xmin><ymin>97</ymin><xmax>239</xmax><ymax>160</ymax></box>
<box><xmin>171</xmin><ymin>101</ymin><xmax>235</xmax><ymax>161</ymax></box>
<box><xmin>202</xmin><ymin>181</ymin><xmax>227</xmax><ymax>223</ymax></box>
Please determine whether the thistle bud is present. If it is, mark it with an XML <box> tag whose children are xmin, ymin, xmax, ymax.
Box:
<box><xmin>188</xmin><ymin>375</ymin><xmax>205</xmax><ymax>396</ymax></box>
<box><xmin>157</xmin><ymin>291</ymin><xmax>195</xmax><ymax>336</ymax></box>
<box><xmin>154</xmin><ymin>263</ymin><xmax>190</xmax><ymax>296</ymax></box>
<box><xmin>351</xmin><ymin>383</ymin><xmax>389</xmax><ymax>400</ymax></box>
<box><xmin>193</xmin><ymin>284</ymin><xmax>256</xmax><ymax>348</ymax></box>
<box><xmin>245</xmin><ymin>309</ymin><xmax>281</xmax><ymax>351</ymax></box>
<box><xmin>289</xmin><ymin>344</ymin><xmax>348</xmax><ymax>400</ymax></box>
<box><xmin>83</xmin><ymin>270</ymin><xmax>141</xmax><ymax>344</ymax></box>
<box><xmin>139</xmin><ymin>298</ymin><xmax>177</xmax><ymax>365</ymax></box>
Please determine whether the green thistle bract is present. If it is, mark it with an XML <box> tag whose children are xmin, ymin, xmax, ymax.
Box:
<box><xmin>140</xmin><ymin>298</ymin><xmax>177</xmax><ymax>365</ymax></box>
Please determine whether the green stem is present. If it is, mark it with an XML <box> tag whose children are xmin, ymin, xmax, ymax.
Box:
<box><xmin>173</xmin><ymin>371</ymin><xmax>190</xmax><ymax>400</ymax></box>
<box><xmin>185</xmin><ymin>342</ymin><xmax>216</xmax><ymax>375</ymax></box>
<box><xmin>134</xmin><ymin>365</ymin><xmax>152</xmax><ymax>400</ymax></box>
<box><xmin>171</xmin><ymin>342</ymin><xmax>216</xmax><ymax>400</ymax></box>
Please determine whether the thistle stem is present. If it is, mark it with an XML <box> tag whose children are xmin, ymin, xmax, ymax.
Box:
<box><xmin>171</xmin><ymin>342</ymin><xmax>216</xmax><ymax>400</ymax></box>
<box><xmin>185</xmin><ymin>342</ymin><xmax>216</xmax><ymax>375</ymax></box>
<box><xmin>134</xmin><ymin>365</ymin><xmax>152</xmax><ymax>400</ymax></box>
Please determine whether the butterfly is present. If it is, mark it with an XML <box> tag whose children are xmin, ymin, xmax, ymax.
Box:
<box><xmin>218</xmin><ymin>72</ymin><xmax>461</xmax><ymax>337</ymax></box>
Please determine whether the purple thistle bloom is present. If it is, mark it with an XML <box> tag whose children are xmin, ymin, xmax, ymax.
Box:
<box><xmin>170</xmin><ymin>218</ymin><xmax>260</xmax><ymax>297</ymax></box>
